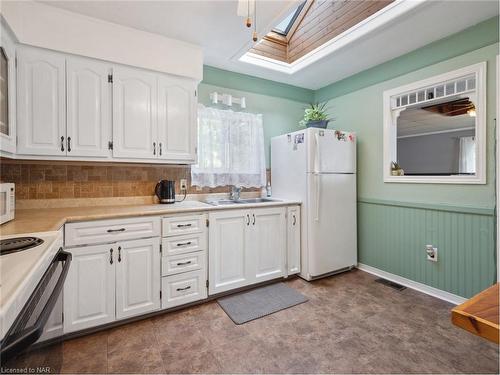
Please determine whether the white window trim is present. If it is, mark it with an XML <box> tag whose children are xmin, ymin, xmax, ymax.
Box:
<box><xmin>383</xmin><ymin>61</ymin><xmax>487</xmax><ymax>184</ymax></box>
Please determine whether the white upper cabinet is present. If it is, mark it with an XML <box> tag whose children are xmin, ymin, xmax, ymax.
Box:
<box><xmin>252</xmin><ymin>207</ymin><xmax>286</xmax><ymax>282</ymax></box>
<box><xmin>12</xmin><ymin>45</ymin><xmax>198</xmax><ymax>163</ymax></box>
<box><xmin>112</xmin><ymin>66</ymin><xmax>158</xmax><ymax>159</ymax></box>
<box><xmin>17</xmin><ymin>47</ymin><xmax>66</xmax><ymax>156</ymax></box>
<box><xmin>0</xmin><ymin>22</ymin><xmax>16</xmax><ymax>155</ymax></box>
<box><xmin>66</xmin><ymin>57</ymin><xmax>111</xmax><ymax>157</ymax></box>
<box><xmin>115</xmin><ymin>237</ymin><xmax>161</xmax><ymax>320</ymax></box>
<box><xmin>157</xmin><ymin>75</ymin><xmax>197</xmax><ymax>162</ymax></box>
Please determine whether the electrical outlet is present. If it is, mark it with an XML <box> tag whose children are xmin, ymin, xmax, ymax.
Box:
<box><xmin>426</xmin><ymin>245</ymin><xmax>438</xmax><ymax>262</ymax></box>
<box><xmin>180</xmin><ymin>179</ymin><xmax>187</xmax><ymax>191</ymax></box>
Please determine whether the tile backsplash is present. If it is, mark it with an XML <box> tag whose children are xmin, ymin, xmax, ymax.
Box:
<box><xmin>0</xmin><ymin>160</ymin><xmax>265</xmax><ymax>200</ymax></box>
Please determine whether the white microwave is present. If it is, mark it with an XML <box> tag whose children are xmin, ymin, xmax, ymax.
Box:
<box><xmin>0</xmin><ymin>183</ymin><xmax>15</xmax><ymax>224</ymax></box>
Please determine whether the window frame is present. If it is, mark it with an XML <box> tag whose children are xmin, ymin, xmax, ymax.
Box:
<box><xmin>382</xmin><ymin>62</ymin><xmax>487</xmax><ymax>184</ymax></box>
<box><xmin>272</xmin><ymin>1</ymin><xmax>306</xmax><ymax>36</ymax></box>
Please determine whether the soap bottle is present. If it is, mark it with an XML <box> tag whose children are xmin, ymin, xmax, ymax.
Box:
<box><xmin>266</xmin><ymin>181</ymin><xmax>272</xmax><ymax>197</ymax></box>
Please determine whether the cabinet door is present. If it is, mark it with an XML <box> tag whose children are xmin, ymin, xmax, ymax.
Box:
<box><xmin>116</xmin><ymin>237</ymin><xmax>161</xmax><ymax>319</ymax></box>
<box><xmin>157</xmin><ymin>75</ymin><xmax>197</xmax><ymax>162</ymax></box>
<box><xmin>252</xmin><ymin>207</ymin><xmax>286</xmax><ymax>283</ymax></box>
<box><xmin>64</xmin><ymin>244</ymin><xmax>115</xmax><ymax>333</ymax></box>
<box><xmin>208</xmin><ymin>210</ymin><xmax>251</xmax><ymax>295</ymax></box>
<box><xmin>0</xmin><ymin>25</ymin><xmax>16</xmax><ymax>154</ymax></box>
<box><xmin>287</xmin><ymin>205</ymin><xmax>301</xmax><ymax>275</ymax></box>
<box><xmin>17</xmin><ymin>47</ymin><xmax>66</xmax><ymax>156</ymax></box>
<box><xmin>66</xmin><ymin>57</ymin><xmax>111</xmax><ymax>157</ymax></box>
<box><xmin>112</xmin><ymin>66</ymin><xmax>157</xmax><ymax>159</ymax></box>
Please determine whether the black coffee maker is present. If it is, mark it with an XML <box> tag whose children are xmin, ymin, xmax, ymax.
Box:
<box><xmin>155</xmin><ymin>180</ymin><xmax>176</xmax><ymax>204</ymax></box>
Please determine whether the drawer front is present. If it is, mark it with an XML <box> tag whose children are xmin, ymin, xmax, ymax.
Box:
<box><xmin>162</xmin><ymin>251</ymin><xmax>205</xmax><ymax>276</ymax></box>
<box><xmin>65</xmin><ymin>216</ymin><xmax>161</xmax><ymax>247</ymax></box>
<box><xmin>162</xmin><ymin>214</ymin><xmax>206</xmax><ymax>237</ymax></box>
<box><xmin>162</xmin><ymin>270</ymin><xmax>207</xmax><ymax>309</ymax></box>
<box><xmin>162</xmin><ymin>233</ymin><xmax>206</xmax><ymax>256</ymax></box>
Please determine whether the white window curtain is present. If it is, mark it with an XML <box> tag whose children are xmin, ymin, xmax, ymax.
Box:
<box><xmin>459</xmin><ymin>136</ymin><xmax>476</xmax><ymax>174</ymax></box>
<box><xmin>191</xmin><ymin>105</ymin><xmax>266</xmax><ymax>188</ymax></box>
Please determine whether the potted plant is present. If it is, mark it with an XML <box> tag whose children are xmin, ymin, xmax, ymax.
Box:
<box><xmin>391</xmin><ymin>161</ymin><xmax>404</xmax><ymax>176</ymax></box>
<box><xmin>299</xmin><ymin>103</ymin><xmax>330</xmax><ymax>129</ymax></box>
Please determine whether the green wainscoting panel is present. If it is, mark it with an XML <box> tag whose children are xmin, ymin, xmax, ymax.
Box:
<box><xmin>358</xmin><ymin>201</ymin><xmax>496</xmax><ymax>299</ymax></box>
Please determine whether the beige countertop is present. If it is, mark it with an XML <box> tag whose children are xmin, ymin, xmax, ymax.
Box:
<box><xmin>0</xmin><ymin>199</ymin><xmax>301</xmax><ymax>237</ymax></box>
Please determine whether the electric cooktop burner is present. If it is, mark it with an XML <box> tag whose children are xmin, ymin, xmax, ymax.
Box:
<box><xmin>0</xmin><ymin>237</ymin><xmax>44</xmax><ymax>256</ymax></box>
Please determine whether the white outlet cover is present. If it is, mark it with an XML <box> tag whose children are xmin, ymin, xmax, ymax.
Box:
<box><xmin>180</xmin><ymin>179</ymin><xmax>187</xmax><ymax>190</ymax></box>
<box><xmin>426</xmin><ymin>246</ymin><xmax>438</xmax><ymax>262</ymax></box>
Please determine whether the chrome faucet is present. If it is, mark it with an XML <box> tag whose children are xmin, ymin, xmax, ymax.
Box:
<box><xmin>229</xmin><ymin>186</ymin><xmax>241</xmax><ymax>201</ymax></box>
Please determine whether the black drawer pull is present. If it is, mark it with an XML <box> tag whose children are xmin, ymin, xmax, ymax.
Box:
<box><xmin>176</xmin><ymin>261</ymin><xmax>192</xmax><ymax>266</ymax></box>
<box><xmin>176</xmin><ymin>241</ymin><xmax>192</xmax><ymax>247</ymax></box>
<box><xmin>176</xmin><ymin>224</ymin><xmax>192</xmax><ymax>228</ymax></box>
<box><xmin>176</xmin><ymin>286</ymin><xmax>191</xmax><ymax>292</ymax></box>
<box><xmin>107</xmin><ymin>228</ymin><xmax>126</xmax><ymax>233</ymax></box>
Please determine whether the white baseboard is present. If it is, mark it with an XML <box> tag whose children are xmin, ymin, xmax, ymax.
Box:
<box><xmin>357</xmin><ymin>263</ymin><xmax>467</xmax><ymax>305</ymax></box>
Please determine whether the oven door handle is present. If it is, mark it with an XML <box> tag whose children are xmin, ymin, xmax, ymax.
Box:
<box><xmin>0</xmin><ymin>249</ymin><xmax>72</xmax><ymax>360</ymax></box>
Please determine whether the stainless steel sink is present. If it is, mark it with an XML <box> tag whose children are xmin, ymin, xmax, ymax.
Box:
<box><xmin>206</xmin><ymin>198</ymin><xmax>280</xmax><ymax>206</ymax></box>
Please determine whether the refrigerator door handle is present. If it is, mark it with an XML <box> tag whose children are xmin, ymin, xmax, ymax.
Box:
<box><xmin>314</xmin><ymin>173</ymin><xmax>320</xmax><ymax>222</ymax></box>
<box><xmin>314</xmin><ymin>132</ymin><xmax>320</xmax><ymax>174</ymax></box>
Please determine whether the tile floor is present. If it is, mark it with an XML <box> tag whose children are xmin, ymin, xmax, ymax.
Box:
<box><xmin>60</xmin><ymin>270</ymin><xmax>499</xmax><ymax>374</ymax></box>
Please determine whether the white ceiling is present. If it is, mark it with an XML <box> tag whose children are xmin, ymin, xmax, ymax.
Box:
<box><xmin>41</xmin><ymin>0</ymin><xmax>499</xmax><ymax>90</ymax></box>
<box><xmin>398</xmin><ymin>106</ymin><xmax>475</xmax><ymax>137</ymax></box>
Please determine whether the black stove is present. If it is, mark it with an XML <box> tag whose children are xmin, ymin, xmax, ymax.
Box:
<box><xmin>0</xmin><ymin>237</ymin><xmax>44</xmax><ymax>256</ymax></box>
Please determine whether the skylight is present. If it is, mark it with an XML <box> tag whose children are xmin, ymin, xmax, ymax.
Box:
<box><xmin>272</xmin><ymin>2</ymin><xmax>305</xmax><ymax>35</ymax></box>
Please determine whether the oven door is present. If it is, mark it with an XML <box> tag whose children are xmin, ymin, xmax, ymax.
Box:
<box><xmin>0</xmin><ymin>249</ymin><xmax>71</xmax><ymax>373</ymax></box>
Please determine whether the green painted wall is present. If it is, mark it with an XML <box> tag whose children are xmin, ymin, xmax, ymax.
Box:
<box><xmin>314</xmin><ymin>19</ymin><xmax>499</xmax><ymax>298</ymax></box>
<box><xmin>198</xmin><ymin>82</ymin><xmax>307</xmax><ymax>168</ymax></box>
<box><xmin>203</xmin><ymin>66</ymin><xmax>314</xmax><ymax>103</ymax></box>
<box><xmin>322</xmin><ymin>43</ymin><xmax>498</xmax><ymax>208</ymax></box>
<box><xmin>358</xmin><ymin>200</ymin><xmax>495</xmax><ymax>298</ymax></box>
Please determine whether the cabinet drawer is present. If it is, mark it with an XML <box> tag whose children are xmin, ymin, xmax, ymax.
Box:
<box><xmin>162</xmin><ymin>233</ymin><xmax>206</xmax><ymax>256</ymax></box>
<box><xmin>65</xmin><ymin>216</ymin><xmax>161</xmax><ymax>247</ymax></box>
<box><xmin>162</xmin><ymin>214</ymin><xmax>206</xmax><ymax>237</ymax></box>
<box><xmin>161</xmin><ymin>270</ymin><xmax>207</xmax><ymax>309</ymax></box>
<box><xmin>162</xmin><ymin>251</ymin><xmax>205</xmax><ymax>276</ymax></box>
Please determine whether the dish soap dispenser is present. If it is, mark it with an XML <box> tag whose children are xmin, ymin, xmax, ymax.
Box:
<box><xmin>266</xmin><ymin>181</ymin><xmax>272</xmax><ymax>197</ymax></box>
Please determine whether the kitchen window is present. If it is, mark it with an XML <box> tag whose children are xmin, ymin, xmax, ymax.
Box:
<box><xmin>191</xmin><ymin>105</ymin><xmax>266</xmax><ymax>188</ymax></box>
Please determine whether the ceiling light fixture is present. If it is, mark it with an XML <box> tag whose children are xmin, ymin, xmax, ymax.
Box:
<box><xmin>467</xmin><ymin>108</ymin><xmax>476</xmax><ymax>117</ymax></box>
<box><xmin>252</xmin><ymin>0</ymin><xmax>258</xmax><ymax>42</ymax></box>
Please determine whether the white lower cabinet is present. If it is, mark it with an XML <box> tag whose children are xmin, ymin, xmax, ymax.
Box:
<box><xmin>160</xmin><ymin>213</ymin><xmax>208</xmax><ymax>309</ymax></box>
<box><xmin>115</xmin><ymin>237</ymin><xmax>161</xmax><ymax>320</ymax></box>
<box><xmin>287</xmin><ymin>205</ymin><xmax>301</xmax><ymax>276</ymax></box>
<box><xmin>208</xmin><ymin>207</ymin><xmax>287</xmax><ymax>295</ymax></box>
<box><xmin>63</xmin><ymin>243</ymin><xmax>115</xmax><ymax>333</ymax></box>
<box><xmin>161</xmin><ymin>270</ymin><xmax>207</xmax><ymax>309</ymax></box>
<box><xmin>64</xmin><ymin>237</ymin><xmax>160</xmax><ymax>333</ymax></box>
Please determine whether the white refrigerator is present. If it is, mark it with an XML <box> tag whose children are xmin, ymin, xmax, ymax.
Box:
<box><xmin>271</xmin><ymin>127</ymin><xmax>357</xmax><ymax>280</ymax></box>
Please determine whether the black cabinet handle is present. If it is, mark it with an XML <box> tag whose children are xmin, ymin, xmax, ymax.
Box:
<box><xmin>107</xmin><ymin>228</ymin><xmax>126</xmax><ymax>233</ymax></box>
<box><xmin>252</xmin><ymin>214</ymin><xmax>256</xmax><ymax>225</ymax></box>
<box><xmin>246</xmin><ymin>214</ymin><xmax>250</xmax><ymax>226</ymax></box>
<box><xmin>159</xmin><ymin>142</ymin><xmax>162</xmax><ymax>156</ymax></box>
<box><xmin>176</xmin><ymin>286</ymin><xmax>191</xmax><ymax>291</ymax></box>
<box><xmin>176</xmin><ymin>261</ymin><xmax>192</xmax><ymax>266</ymax></box>
<box><xmin>60</xmin><ymin>136</ymin><xmax>65</xmax><ymax>152</ymax></box>
<box><xmin>109</xmin><ymin>248</ymin><xmax>113</xmax><ymax>265</ymax></box>
<box><xmin>67</xmin><ymin>137</ymin><xmax>71</xmax><ymax>152</ymax></box>
<box><xmin>176</xmin><ymin>241</ymin><xmax>192</xmax><ymax>247</ymax></box>
<box><xmin>176</xmin><ymin>224</ymin><xmax>192</xmax><ymax>228</ymax></box>
<box><xmin>118</xmin><ymin>246</ymin><xmax>122</xmax><ymax>262</ymax></box>
<box><xmin>153</xmin><ymin>142</ymin><xmax>156</xmax><ymax>155</ymax></box>
<box><xmin>292</xmin><ymin>214</ymin><xmax>296</xmax><ymax>226</ymax></box>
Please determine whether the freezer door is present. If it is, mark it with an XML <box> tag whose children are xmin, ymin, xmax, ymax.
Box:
<box><xmin>306</xmin><ymin>173</ymin><xmax>357</xmax><ymax>277</ymax></box>
<box><xmin>306</xmin><ymin>128</ymin><xmax>356</xmax><ymax>173</ymax></box>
